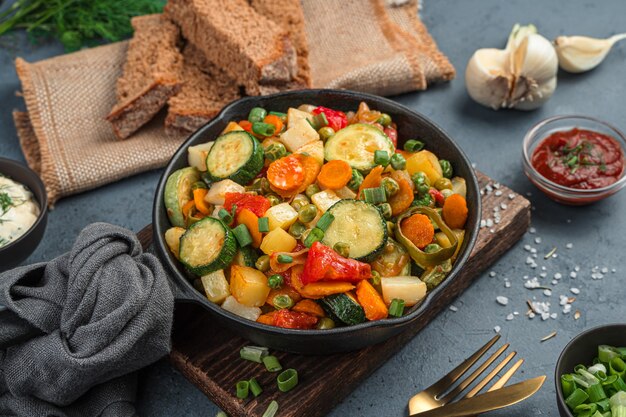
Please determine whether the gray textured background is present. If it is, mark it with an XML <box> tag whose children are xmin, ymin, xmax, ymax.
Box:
<box><xmin>1</xmin><ymin>0</ymin><xmax>625</xmax><ymax>416</ymax></box>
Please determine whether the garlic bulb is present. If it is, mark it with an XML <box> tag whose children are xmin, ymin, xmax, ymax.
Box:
<box><xmin>465</xmin><ymin>24</ymin><xmax>558</xmax><ymax>111</ymax></box>
<box><xmin>554</xmin><ymin>33</ymin><xmax>626</xmax><ymax>73</ymax></box>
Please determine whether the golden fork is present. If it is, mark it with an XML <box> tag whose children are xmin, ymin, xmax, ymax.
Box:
<box><xmin>408</xmin><ymin>334</ymin><xmax>524</xmax><ymax>416</ymax></box>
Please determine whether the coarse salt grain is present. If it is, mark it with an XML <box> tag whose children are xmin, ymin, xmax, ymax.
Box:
<box><xmin>570</xmin><ymin>271</ymin><xmax>577</xmax><ymax>278</ymax></box>
<box><xmin>552</xmin><ymin>280</ymin><xmax>558</xmax><ymax>285</ymax></box>
<box><xmin>563</xmin><ymin>304</ymin><xmax>572</xmax><ymax>314</ymax></box>
<box><xmin>495</xmin><ymin>190</ymin><xmax>503</xmax><ymax>197</ymax></box>
<box><xmin>570</xmin><ymin>288</ymin><xmax>580</xmax><ymax>295</ymax></box>
<box><xmin>543</xmin><ymin>289</ymin><xmax>552</xmax><ymax>297</ymax></box>
<box><xmin>554</xmin><ymin>273</ymin><xmax>562</xmax><ymax>279</ymax></box>
<box><xmin>449</xmin><ymin>305</ymin><xmax>458</xmax><ymax>312</ymax></box>
<box><xmin>524</xmin><ymin>244</ymin><xmax>532</xmax><ymax>251</ymax></box>
<box><xmin>529</xmin><ymin>227</ymin><xmax>536</xmax><ymax>234</ymax></box>
<box><xmin>489</xmin><ymin>271</ymin><xmax>497</xmax><ymax>277</ymax></box>
<box><xmin>506</xmin><ymin>314</ymin><xmax>515</xmax><ymax>321</ymax></box>
<box><xmin>508</xmin><ymin>193</ymin><xmax>515</xmax><ymax>200</ymax></box>
<box><xmin>540</xmin><ymin>272</ymin><xmax>547</xmax><ymax>278</ymax></box>
<box><xmin>505</xmin><ymin>281</ymin><xmax>511</xmax><ymax>288</ymax></box>
<box><xmin>494</xmin><ymin>326</ymin><xmax>501</xmax><ymax>333</ymax></box>
<box><xmin>601</xmin><ymin>267</ymin><xmax>609</xmax><ymax>274</ymax></box>
<box><xmin>566</xmin><ymin>243</ymin><xmax>573</xmax><ymax>249</ymax></box>
<box><xmin>496</xmin><ymin>296</ymin><xmax>509</xmax><ymax>306</ymax></box>
<box><xmin>534</xmin><ymin>237</ymin><xmax>542</xmax><ymax>244</ymax></box>
<box><xmin>550</xmin><ymin>313</ymin><xmax>558</xmax><ymax>319</ymax></box>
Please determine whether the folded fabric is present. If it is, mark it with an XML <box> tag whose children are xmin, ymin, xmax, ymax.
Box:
<box><xmin>0</xmin><ymin>223</ymin><xmax>174</xmax><ymax>417</ymax></box>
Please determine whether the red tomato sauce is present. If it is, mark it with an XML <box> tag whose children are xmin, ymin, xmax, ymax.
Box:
<box><xmin>531</xmin><ymin>128</ymin><xmax>624</xmax><ymax>189</ymax></box>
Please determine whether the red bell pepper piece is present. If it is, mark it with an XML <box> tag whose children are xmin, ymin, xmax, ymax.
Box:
<box><xmin>224</xmin><ymin>193</ymin><xmax>270</xmax><ymax>217</ymax></box>
<box><xmin>312</xmin><ymin>106</ymin><xmax>348</xmax><ymax>132</ymax></box>
<box><xmin>300</xmin><ymin>242</ymin><xmax>371</xmax><ymax>284</ymax></box>
<box><xmin>273</xmin><ymin>309</ymin><xmax>318</xmax><ymax>329</ymax></box>
<box><xmin>384</xmin><ymin>126</ymin><xmax>398</xmax><ymax>147</ymax></box>
<box><xmin>429</xmin><ymin>189</ymin><xmax>445</xmax><ymax>206</ymax></box>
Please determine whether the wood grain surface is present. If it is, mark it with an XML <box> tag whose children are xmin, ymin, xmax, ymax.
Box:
<box><xmin>137</xmin><ymin>171</ymin><xmax>530</xmax><ymax>417</ymax></box>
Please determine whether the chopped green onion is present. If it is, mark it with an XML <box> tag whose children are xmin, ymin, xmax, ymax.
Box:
<box><xmin>374</xmin><ymin>150</ymin><xmax>390</xmax><ymax>167</ymax></box>
<box><xmin>316</xmin><ymin>212</ymin><xmax>335</xmax><ymax>232</ymax></box>
<box><xmin>303</xmin><ymin>227</ymin><xmax>324</xmax><ymax>247</ymax></box>
<box><xmin>404</xmin><ymin>139</ymin><xmax>425</xmax><ymax>152</ymax></box>
<box><xmin>269</xmin><ymin>111</ymin><xmax>287</xmax><ymax>122</ymax></box>
<box><xmin>258</xmin><ymin>217</ymin><xmax>270</xmax><ymax>233</ymax></box>
<box><xmin>310</xmin><ymin>113</ymin><xmax>328</xmax><ymax>130</ymax></box>
<box><xmin>613</xmin><ymin>377</ymin><xmax>626</xmax><ymax>392</ymax></box>
<box><xmin>248</xmin><ymin>107</ymin><xmax>267</xmax><ymax>123</ymax></box>
<box><xmin>249</xmin><ymin>377</ymin><xmax>263</xmax><ymax>397</ymax></box>
<box><xmin>219</xmin><ymin>208</ymin><xmax>233</xmax><ymax>224</ymax></box>
<box><xmin>562</xmin><ymin>374</ymin><xmax>576</xmax><ymax>398</ymax></box>
<box><xmin>574</xmin><ymin>403</ymin><xmax>597</xmax><ymax>416</ymax></box>
<box><xmin>600</xmin><ymin>345</ymin><xmax>622</xmax><ymax>364</ymax></box>
<box><xmin>253</xmin><ymin>122</ymin><xmax>276</xmax><ymax>137</ymax></box>
<box><xmin>390</xmin><ymin>152</ymin><xmax>406</xmax><ymax>170</ymax></box>
<box><xmin>216</xmin><ymin>411</ymin><xmax>228</xmax><ymax>417</ymax></box>
<box><xmin>362</xmin><ymin>186</ymin><xmax>387</xmax><ymax>204</ymax></box>
<box><xmin>273</xmin><ymin>294</ymin><xmax>294</xmax><ymax>309</ymax></box>
<box><xmin>566</xmin><ymin>388</ymin><xmax>589</xmax><ymax>409</ymax></box>
<box><xmin>268</xmin><ymin>274</ymin><xmax>284</xmax><ymax>289</ymax></box>
<box><xmin>611</xmin><ymin>357</ymin><xmax>626</xmax><ymax>378</ymax></box>
<box><xmin>610</xmin><ymin>391</ymin><xmax>626</xmax><ymax>417</ymax></box>
<box><xmin>277</xmin><ymin>254</ymin><xmax>293</xmax><ymax>264</ymax></box>
<box><xmin>389</xmin><ymin>299</ymin><xmax>405</xmax><ymax>317</ymax></box>
<box><xmin>596</xmin><ymin>398</ymin><xmax>611</xmax><ymax>412</ymax></box>
<box><xmin>261</xmin><ymin>400</ymin><xmax>279</xmax><ymax>417</ymax></box>
<box><xmin>233</xmin><ymin>224</ymin><xmax>253</xmax><ymax>247</ymax></box>
<box><xmin>588</xmin><ymin>383</ymin><xmax>608</xmax><ymax>403</ymax></box>
<box><xmin>263</xmin><ymin>355</ymin><xmax>283</xmax><ymax>372</ymax></box>
<box><xmin>240</xmin><ymin>346</ymin><xmax>269</xmax><ymax>363</ymax></box>
<box><xmin>277</xmin><ymin>368</ymin><xmax>299</xmax><ymax>392</ymax></box>
<box><xmin>602</xmin><ymin>374</ymin><xmax>619</xmax><ymax>387</ymax></box>
<box><xmin>236</xmin><ymin>380</ymin><xmax>250</xmax><ymax>399</ymax></box>
<box><xmin>347</xmin><ymin>169</ymin><xmax>364</xmax><ymax>191</ymax></box>
<box><xmin>439</xmin><ymin>160</ymin><xmax>453</xmax><ymax>178</ymax></box>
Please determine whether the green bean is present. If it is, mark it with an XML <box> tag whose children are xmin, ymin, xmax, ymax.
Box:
<box><xmin>390</xmin><ymin>153</ymin><xmax>406</xmax><ymax>170</ymax></box>
<box><xmin>439</xmin><ymin>160</ymin><xmax>453</xmax><ymax>178</ymax></box>
<box><xmin>248</xmin><ymin>107</ymin><xmax>267</xmax><ymax>123</ymax></box>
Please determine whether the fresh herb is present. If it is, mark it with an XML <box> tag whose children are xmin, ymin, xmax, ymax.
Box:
<box><xmin>0</xmin><ymin>0</ymin><xmax>165</xmax><ymax>51</ymax></box>
<box><xmin>0</xmin><ymin>191</ymin><xmax>12</xmax><ymax>213</ymax></box>
<box><xmin>558</xmin><ymin>140</ymin><xmax>606</xmax><ymax>174</ymax></box>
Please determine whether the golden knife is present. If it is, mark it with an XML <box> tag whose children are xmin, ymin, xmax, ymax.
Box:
<box><xmin>410</xmin><ymin>375</ymin><xmax>546</xmax><ymax>417</ymax></box>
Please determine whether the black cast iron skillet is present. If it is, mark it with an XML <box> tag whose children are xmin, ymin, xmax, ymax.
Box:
<box><xmin>153</xmin><ymin>89</ymin><xmax>481</xmax><ymax>354</ymax></box>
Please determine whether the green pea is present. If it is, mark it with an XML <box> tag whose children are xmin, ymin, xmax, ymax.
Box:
<box><xmin>255</xmin><ymin>255</ymin><xmax>270</xmax><ymax>272</ymax></box>
<box><xmin>265</xmin><ymin>143</ymin><xmax>287</xmax><ymax>162</ymax></box>
<box><xmin>266</xmin><ymin>194</ymin><xmax>281</xmax><ymax>206</ymax></box>
<box><xmin>439</xmin><ymin>160</ymin><xmax>453</xmax><ymax>179</ymax></box>
<box><xmin>377</xmin><ymin>113</ymin><xmax>392</xmax><ymax>127</ymax></box>
<box><xmin>298</xmin><ymin>204</ymin><xmax>318</xmax><ymax>223</ymax></box>
<box><xmin>268</xmin><ymin>274</ymin><xmax>284</xmax><ymax>289</ymax></box>
<box><xmin>291</xmin><ymin>194</ymin><xmax>310</xmax><ymax>212</ymax></box>
<box><xmin>381</xmin><ymin>177</ymin><xmax>400</xmax><ymax>198</ymax></box>
<box><xmin>333</xmin><ymin>242</ymin><xmax>351</xmax><ymax>258</ymax></box>
<box><xmin>273</xmin><ymin>294</ymin><xmax>293</xmax><ymax>309</ymax></box>
<box><xmin>318</xmin><ymin>126</ymin><xmax>335</xmax><ymax>141</ymax></box>
<box><xmin>347</xmin><ymin>169</ymin><xmax>364</xmax><ymax>191</ymax></box>
<box><xmin>424</xmin><ymin>243</ymin><xmax>441</xmax><ymax>253</ymax></box>
<box><xmin>248</xmin><ymin>107</ymin><xmax>267</xmax><ymax>123</ymax></box>
<box><xmin>434</xmin><ymin>177</ymin><xmax>453</xmax><ymax>191</ymax></box>
<box><xmin>316</xmin><ymin>317</ymin><xmax>336</xmax><ymax>330</ymax></box>
<box><xmin>378</xmin><ymin>203</ymin><xmax>393</xmax><ymax>220</ymax></box>
<box><xmin>288</xmin><ymin>221</ymin><xmax>306</xmax><ymax>239</ymax></box>
<box><xmin>305</xmin><ymin>184</ymin><xmax>321</xmax><ymax>199</ymax></box>
<box><xmin>390</xmin><ymin>153</ymin><xmax>406</xmax><ymax>170</ymax></box>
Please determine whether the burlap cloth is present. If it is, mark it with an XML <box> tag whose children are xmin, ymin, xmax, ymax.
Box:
<box><xmin>13</xmin><ymin>0</ymin><xmax>454</xmax><ymax>206</ymax></box>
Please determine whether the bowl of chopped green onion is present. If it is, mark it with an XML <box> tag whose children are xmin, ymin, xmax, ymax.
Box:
<box><xmin>556</xmin><ymin>324</ymin><xmax>626</xmax><ymax>417</ymax></box>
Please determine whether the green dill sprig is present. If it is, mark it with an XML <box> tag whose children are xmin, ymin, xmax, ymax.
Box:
<box><xmin>0</xmin><ymin>0</ymin><xmax>166</xmax><ymax>51</ymax></box>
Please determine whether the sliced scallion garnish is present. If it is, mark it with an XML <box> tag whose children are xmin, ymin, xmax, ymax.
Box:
<box><xmin>240</xmin><ymin>346</ymin><xmax>269</xmax><ymax>363</ymax></box>
<box><xmin>362</xmin><ymin>186</ymin><xmax>387</xmax><ymax>204</ymax></box>
<box><xmin>261</xmin><ymin>400</ymin><xmax>279</xmax><ymax>417</ymax></box>
<box><xmin>258</xmin><ymin>217</ymin><xmax>270</xmax><ymax>233</ymax></box>
<box><xmin>388</xmin><ymin>299</ymin><xmax>405</xmax><ymax>317</ymax></box>
<box><xmin>219</xmin><ymin>208</ymin><xmax>233</xmax><ymax>225</ymax></box>
<box><xmin>263</xmin><ymin>355</ymin><xmax>283</xmax><ymax>372</ymax></box>
<box><xmin>374</xmin><ymin>150</ymin><xmax>390</xmax><ymax>167</ymax></box>
<box><xmin>236</xmin><ymin>380</ymin><xmax>250</xmax><ymax>399</ymax></box>
<box><xmin>249</xmin><ymin>377</ymin><xmax>263</xmax><ymax>397</ymax></box>
<box><xmin>315</xmin><ymin>212</ymin><xmax>335</xmax><ymax>232</ymax></box>
<box><xmin>277</xmin><ymin>368</ymin><xmax>299</xmax><ymax>392</ymax></box>
<box><xmin>303</xmin><ymin>227</ymin><xmax>324</xmax><ymax>248</ymax></box>
<box><xmin>233</xmin><ymin>224</ymin><xmax>253</xmax><ymax>247</ymax></box>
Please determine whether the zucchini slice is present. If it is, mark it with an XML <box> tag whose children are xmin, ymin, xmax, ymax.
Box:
<box><xmin>322</xmin><ymin>200</ymin><xmax>387</xmax><ymax>262</ymax></box>
<box><xmin>179</xmin><ymin>217</ymin><xmax>237</xmax><ymax>275</ymax></box>
<box><xmin>233</xmin><ymin>246</ymin><xmax>260</xmax><ymax>268</ymax></box>
<box><xmin>164</xmin><ymin>167</ymin><xmax>201</xmax><ymax>227</ymax></box>
<box><xmin>324</xmin><ymin>123</ymin><xmax>395</xmax><ymax>171</ymax></box>
<box><xmin>206</xmin><ymin>131</ymin><xmax>264</xmax><ymax>185</ymax></box>
<box><xmin>321</xmin><ymin>293</ymin><xmax>366</xmax><ymax>325</ymax></box>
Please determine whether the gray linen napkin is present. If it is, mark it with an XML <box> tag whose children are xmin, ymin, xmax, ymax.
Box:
<box><xmin>0</xmin><ymin>223</ymin><xmax>174</xmax><ymax>417</ymax></box>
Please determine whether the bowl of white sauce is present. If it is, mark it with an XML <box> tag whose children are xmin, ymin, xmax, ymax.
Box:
<box><xmin>0</xmin><ymin>157</ymin><xmax>47</xmax><ymax>271</ymax></box>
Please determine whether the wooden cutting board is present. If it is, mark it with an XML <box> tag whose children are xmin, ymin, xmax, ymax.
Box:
<box><xmin>137</xmin><ymin>171</ymin><xmax>530</xmax><ymax>417</ymax></box>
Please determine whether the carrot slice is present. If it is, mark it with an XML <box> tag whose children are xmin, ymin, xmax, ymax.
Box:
<box><xmin>388</xmin><ymin>177</ymin><xmax>414</xmax><ymax>216</ymax></box>
<box><xmin>193</xmin><ymin>188</ymin><xmax>211</xmax><ymax>215</ymax></box>
<box><xmin>358</xmin><ymin>165</ymin><xmax>384</xmax><ymax>198</ymax></box>
<box><xmin>267</xmin><ymin>155</ymin><xmax>305</xmax><ymax>190</ymax></box>
<box><xmin>442</xmin><ymin>194</ymin><xmax>469</xmax><ymax>229</ymax></box>
<box><xmin>236</xmin><ymin>208</ymin><xmax>263</xmax><ymax>248</ymax></box>
<box><xmin>298</xmin><ymin>281</ymin><xmax>355</xmax><ymax>299</ymax></box>
<box><xmin>292</xmin><ymin>299</ymin><xmax>326</xmax><ymax>317</ymax></box>
<box><xmin>269</xmin><ymin>154</ymin><xmax>320</xmax><ymax>198</ymax></box>
<box><xmin>263</xmin><ymin>114</ymin><xmax>284</xmax><ymax>134</ymax></box>
<box><xmin>317</xmin><ymin>160</ymin><xmax>352</xmax><ymax>190</ymax></box>
<box><xmin>257</xmin><ymin>312</ymin><xmax>276</xmax><ymax>325</ymax></box>
<box><xmin>401</xmin><ymin>213</ymin><xmax>435</xmax><ymax>249</ymax></box>
<box><xmin>356</xmin><ymin>280</ymin><xmax>388</xmax><ymax>321</ymax></box>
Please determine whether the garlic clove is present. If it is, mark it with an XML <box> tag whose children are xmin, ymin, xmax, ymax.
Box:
<box><xmin>465</xmin><ymin>48</ymin><xmax>513</xmax><ymax>110</ymax></box>
<box><xmin>554</xmin><ymin>33</ymin><xmax>626</xmax><ymax>73</ymax></box>
<box><xmin>512</xmin><ymin>76</ymin><xmax>557</xmax><ymax>111</ymax></box>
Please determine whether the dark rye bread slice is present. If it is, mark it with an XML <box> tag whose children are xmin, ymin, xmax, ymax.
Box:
<box><xmin>164</xmin><ymin>0</ymin><xmax>298</xmax><ymax>96</ymax></box>
<box><xmin>107</xmin><ymin>14</ymin><xmax>183</xmax><ymax>140</ymax></box>
<box><xmin>250</xmin><ymin>0</ymin><xmax>312</xmax><ymax>89</ymax></box>
<box><xmin>165</xmin><ymin>43</ymin><xmax>241</xmax><ymax>136</ymax></box>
